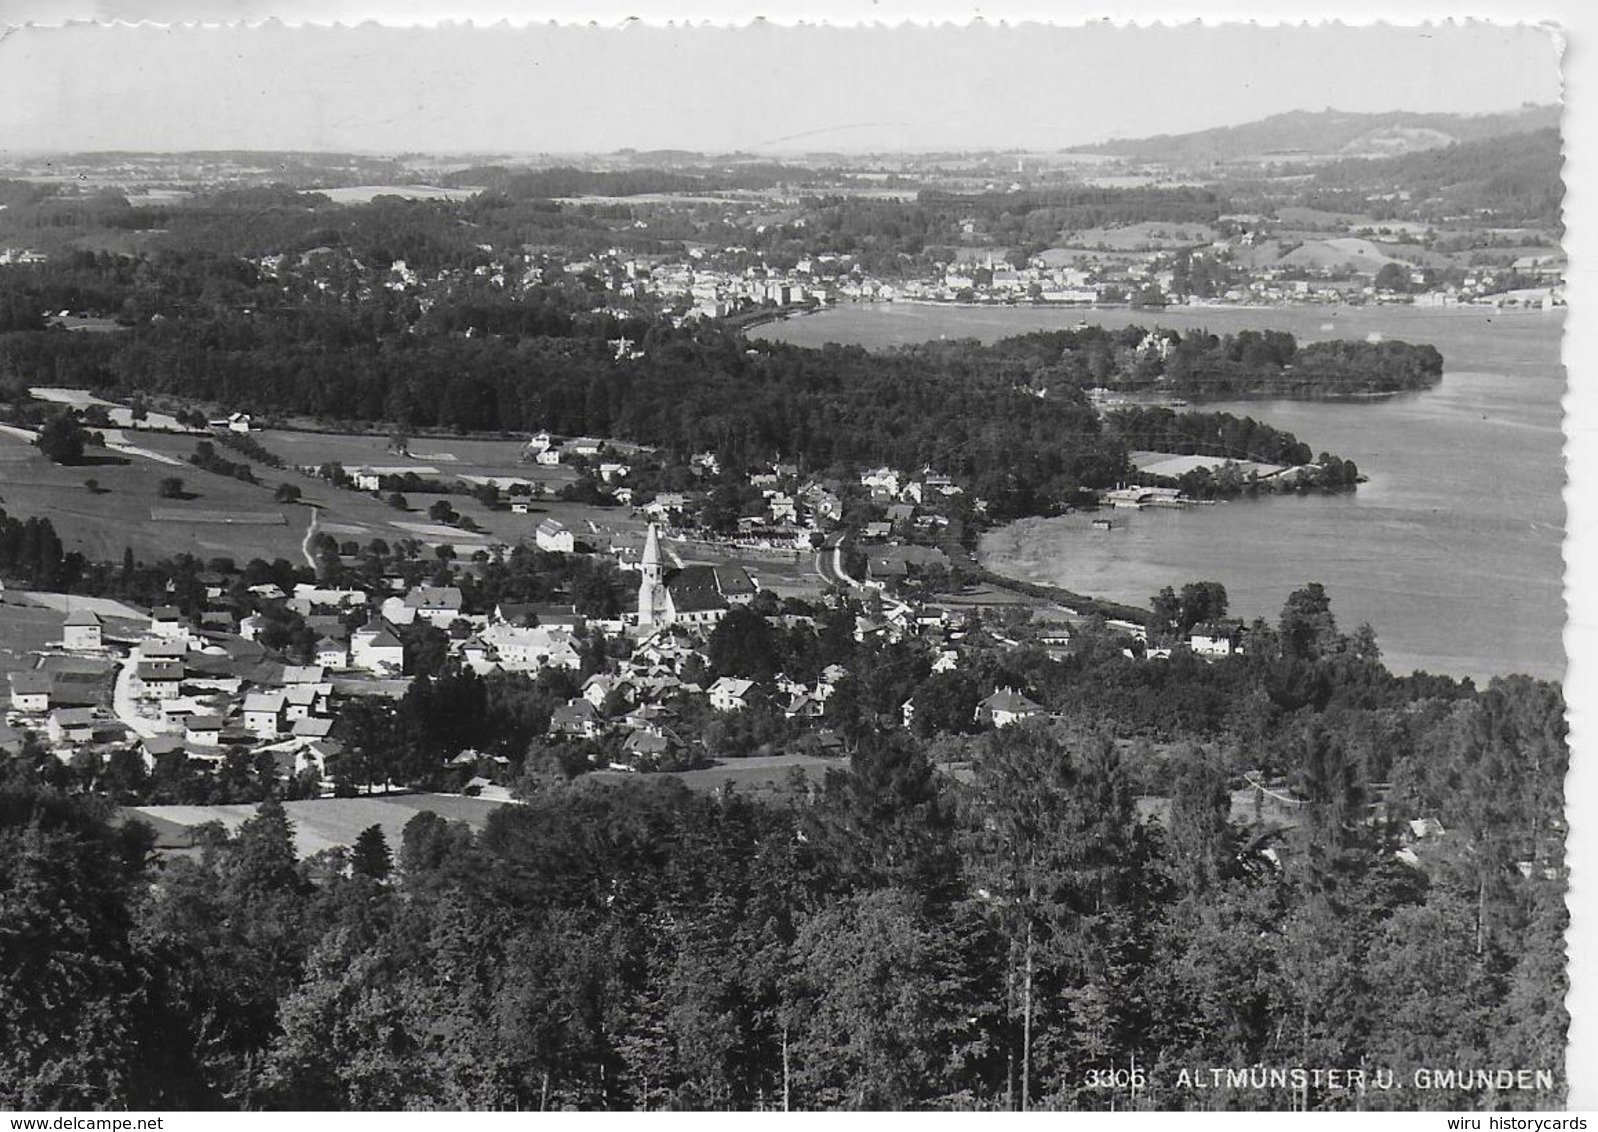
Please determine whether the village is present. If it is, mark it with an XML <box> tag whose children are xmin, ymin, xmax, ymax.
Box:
<box><xmin>240</xmin><ymin>212</ymin><xmax>1566</xmax><ymax>333</ymax></box>
<box><xmin>1</xmin><ymin>410</ymin><xmax>1258</xmax><ymax>817</ymax></box>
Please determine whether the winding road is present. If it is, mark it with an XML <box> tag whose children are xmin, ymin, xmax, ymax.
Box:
<box><xmin>813</xmin><ymin>534</ymin><xmax>860</xmax><ymax>590</ymax></box>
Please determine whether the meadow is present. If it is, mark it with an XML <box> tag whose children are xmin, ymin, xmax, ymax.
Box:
<box><xmin>130</xmin><ymin>791</ymin><xmax>513</xmax><ymax>858</ymax></box>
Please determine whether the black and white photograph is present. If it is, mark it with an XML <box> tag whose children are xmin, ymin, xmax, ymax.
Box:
<box><xmin>0</xmin><ymin>7</ymin><xmax>1582</xmax><ymax>1115</ymax></box>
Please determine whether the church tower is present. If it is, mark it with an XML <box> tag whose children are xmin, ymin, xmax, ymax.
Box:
<box><xmin>637</xmin><ymin>522</ymin><xmax>664</xmax><ymax>626</ymax></box>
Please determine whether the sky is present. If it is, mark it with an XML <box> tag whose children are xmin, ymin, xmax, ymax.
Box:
<box><xmin>0</xmin><ymin>18</ymin><xmax>1564</xmax><ymax>153</ymax></box>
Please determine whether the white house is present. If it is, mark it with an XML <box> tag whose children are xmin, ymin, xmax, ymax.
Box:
<box><xmin>405</xmin><ymin>585</ymin><xmax>464</xmax><ymax>625</ymax></box>
<box><xmin>62</xmin><ymin>609</ymin><xmax>103</xmax><ymax>651</ymax></box>
<box><xmin>8</xmin><ymin>671</ymin><xmax>52</xmax><ymax>714</ymax></box>
<box><xmin>47</xmin><ymin>708</ymin><xmax>98</xmax><ymax>745</ymax></box>
<box><xmin>133</xmin><ymin>658</ymin><xmax>184</xmax><ymax>701</ymax></box>
<box><xmin>976</xmin><ymin>688</ymin><xmax>1046</xmax><ymax>729</ymax></box>
<box><xmin>243</xmin><ymin>692</ymin><xmax>287</xmax><ymax>738</ymax></box>
<box><xmin>1189</xmin><ymin>624</ymin><xmax>1238</xmax><ymax>658</ymax></box>
<box><xmin>351</xmin><ymin>625</ymin><xmax>405</xmax><ymax>674</ymax></box>
<box><xmin>478</xmin><ymin>623</ymin><xmax>582</xmax><ymax>673</ymax></box>
<box><xmin>535</xmin><ymin>519</ymin><xmax>576</xmax><ymax>553</ymax></box>
<box><xmin>149</xmin><ymin>605</ymin><xmax>185</xmax><ymax>639</ymax></box>
<box><xmin>549</xmin><ymin>699</ymin><xmax>603</xmax><ymax>739</ymax></box>
<box><xmin>582</xmin><ymin>673</ymin><xmax>635</xmax><ymax>711</ymax></box>
<box><xmin>184</xmin><ymin>715</ymin><xmax>225</xmax><ymax>747</ymax></box>
<box><xmin>708</xmin><ymin>676</ymin><xmax>756</xmax><ymax>712</ymax></box>
<box><xmin>314</xmin><ymin>637</ymin><xmax>350</xmax><ymax>670</ymax></box>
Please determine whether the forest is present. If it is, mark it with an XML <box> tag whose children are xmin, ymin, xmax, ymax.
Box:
<box><xmin>991</xmin><ymin>324</ymin><xmax>1444</xmax><ymax>399</ymax></box>
<box><xmin>0</xmin><ymin>242</ymin><xmax>1385</xmax><ymax>521</ymax></box>
<box><xmin>0</xmin><ymin>615</ymin><xmax>1568</xmax><ymax>1111</ymax></box>
<box><xmin>1303</xmin><ymin>128</ymin><xmax>1564</xmax><ymax>229</ymax></box>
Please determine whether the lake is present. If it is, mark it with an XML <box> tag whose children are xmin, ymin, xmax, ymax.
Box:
<box><xmin>755</xmin><ymin>302</ymin><xmax>1566</xmax><ymax>683</ymax></box>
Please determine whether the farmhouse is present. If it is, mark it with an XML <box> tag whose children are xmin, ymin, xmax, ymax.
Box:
<box><xmin>243</xmin><ymin>692</ymin><xmax>287</xmax><ymax>737</ymax></box>
<box><xmin>47</xmin><ymin>708</ymin><xmax>99</xmax><ymax>745</ymax></box>
<box><xmin>184</xmin><ymin>715</ymin><xmax>225</xmax><ymax>747</ymax></box>
<box><xmin>150</xmin><ymin>606</ymin><xmax>186</xmax><ymax>639</ymax></box>
<box><xmin>535</xmin><ymin>519</ymin><xmax>576</xmax><ymax>553</ymax></box>
<box><xmin>8</xmin><ymin>671</ymin><xmax>53</xmax><ymax>713</ymax></box>
<box><xmin>62</xmin><ymin>609</ymin><xmax>103</xmax><ymax>650</ymax></box>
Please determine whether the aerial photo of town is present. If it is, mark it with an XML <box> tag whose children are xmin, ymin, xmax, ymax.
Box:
<box><xmin>0</xmin><ymin>17</ymin><xmax>1575</xmax><ymax>1116</ymax></box>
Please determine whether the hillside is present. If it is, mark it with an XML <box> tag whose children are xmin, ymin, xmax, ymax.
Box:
<box><xmin>1076</xmin><ymin>105</ymin><xmax>1560</xmax><ymax>164</ymax></box>
<box><xmin>1305</xmin><ymin>127</ymin><xmax>1563</xmax><ymax>226</ymax></box>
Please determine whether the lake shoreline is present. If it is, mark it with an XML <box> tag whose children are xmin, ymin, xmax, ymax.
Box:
<box><xmin>766</xmin><ymin>304</ymin><xmax>1563</xmax><ymax>685</ymax></box>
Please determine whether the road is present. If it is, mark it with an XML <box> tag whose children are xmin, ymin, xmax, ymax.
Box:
<box><xmin>111</xmin><ymin>654</ymin><xmax>167</xmax><ymax>741</ymax></box>
<box><xmin>814</xmin><ymin>534</ymin><xmax>860</xmax><ymax>590</ymax></box>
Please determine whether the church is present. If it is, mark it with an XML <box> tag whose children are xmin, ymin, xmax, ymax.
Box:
<box><xmin>635</xmin><ymin>523</ymin><xmax>758</xmax><ymax>629</ymax></box>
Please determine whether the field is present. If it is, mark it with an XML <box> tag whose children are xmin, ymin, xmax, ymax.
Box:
<box><xmin>0</xmin><ymin>600</ymin><xmax>66</xmax><ymax>682</ymax></box>
<box><xmin>592</xmin><ymin>753</ymin><xmax>844</xmax><ymax>799</ymax></box>
<box><xmin>0</xmin><ymin>430</ymin><xmax>318</xmax><ymax>564</ymax></box>
<box><xmin>1066</xmin><ymin>221</ymin><xmax>1219</xmax><ymax>250</ymax></box>
<box><xmin>4</xmin><ymin>422</ymin><xmax>825</xmax><ymax>600</ymax></box>
<box><xmin>130</xmin><ymin>791</ymin><xmax>514</xmax><ymax>858</ymax></box>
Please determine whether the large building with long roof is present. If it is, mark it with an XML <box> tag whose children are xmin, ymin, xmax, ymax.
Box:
<box><xmin>634</xmin><ymin>523</ymin><xmax>756</xmax><ymax>629</ymax></box>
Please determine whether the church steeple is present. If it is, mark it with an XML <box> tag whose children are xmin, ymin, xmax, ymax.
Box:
<box><xmin>641</xmin><ymin>522</ymin><xmax>662</xmax><ymax>585</ymax></box>
<box><xmin>638</xmin><ymin>522</ymin><xmax>664</xmax><ymax>626</ymax></box>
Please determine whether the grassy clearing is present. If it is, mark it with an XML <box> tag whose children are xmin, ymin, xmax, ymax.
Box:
<box><xmin>0</xmin><ymin>601</ymin><xmax>64</xmax><ymax>681</ymax></box>
<box><xmin>130</xmin><ymin>791</ymin><xmax>513</xmax><ymax>857</ymax></box>
<box><xmin>0</xmin><ymin>431</ymin><xmax>312</xmax><ymax>563</ymax></box>
<box><xmin>594</xmin><ymin>753</ymin><xmax>843</xmax><ymax>799</ymax></box>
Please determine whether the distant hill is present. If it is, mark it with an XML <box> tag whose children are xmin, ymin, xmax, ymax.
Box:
<box><xmin>1076</xmin><ymin>105</ymin><xmax>1560</xmax><ymax>164</ymax></box>
<box><xmin>1306</xmin><ymin>127</ymin><xmax>1563</xmax><ymax>226</ymax></box>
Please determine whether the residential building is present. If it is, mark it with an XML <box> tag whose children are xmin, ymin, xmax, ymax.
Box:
<box><xmin>708</xmin><ymin>676</ymin><xmax>756</xmax><ymax>712</ymax></box>
<box><xmin>150</xmin><ymin>605</ymin><xmax>185</xmax><ymax>639</ymax></box>
<box><xmin>48</xmin><ymin>708</ymin><xmax>98</xmax><ymax>745</ymax></box>
<box><xmin>549</xmin><ymin>699</ymin><xmax>603</xmax><ymax>739</ymax></box>
<box><xmin>351</xmin><ymin>624</ymin><xmax>405</xmax><ymax>674</ymax></box>
<box><xmin>405</xmin><ymin>585</ymin><xmax>464</xmax><ymax>625</ymax></box>
<box><xmin>62</xmin><ymin>609</ymin><xmax>103</xmax><ymax>650</ymax></box>
<box><xmin>583</xmin><ymin>673</ymin><xmax>635</xmax><ymax>711</ymax></box>
<box><xmin>243</xmin><ymin>692</ymin><xmax>287</xmax><ymax>738</ymax></box>
<box><xmin>185</xmin><ymin>715</ymin><xmax>225</xmax><ymax>747</ymax></box>
<box><xmin>1190</xmin><ymin>623</ymin><xmax>1239</xmax><ymax>658</ymax></box>
<box><xmin>8</xmin><ymin>671</ymin><xmax>52</xmax><ymax>713</ymax></box>
<box><xmin>976</xmin><ymin>688</ymin><xmax>1046</xmax><ymax>728</ymax></box>
<box><xmin>535</xmin><ymin>519</ymin><xmax>576</xmax><ymax>553</ymax></box>
<box><xmin>477</xmin><ymin>622</ymin><xmax>582</xmax><ymax>673</ymax></box>
<box><xmin>133</xmin><ymin>658</ymin><xmax>184</xmax><ymax>701</ymax></box>
<box><xmin>315</xmin><ymin>637</ymin><xmax>350</xmax><ymax>669</ymax></box>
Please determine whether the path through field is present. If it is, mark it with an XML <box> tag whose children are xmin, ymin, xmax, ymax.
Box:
<box><xmin>300</xmin><ymin>507</ymin><xmax>320</xmax><ymax>570</ymax></box>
